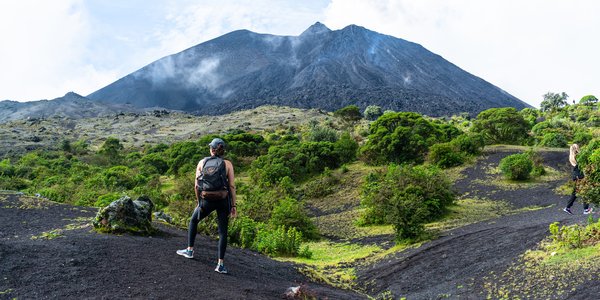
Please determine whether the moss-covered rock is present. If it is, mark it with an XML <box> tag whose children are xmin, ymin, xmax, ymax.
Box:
<box><xmin>93</xmin><ymin>195</ymin><xmax>155</xmax><ymax>235</ymax></box>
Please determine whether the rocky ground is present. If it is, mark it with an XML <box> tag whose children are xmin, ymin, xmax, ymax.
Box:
<box><xmin>0</xmin><ymin>193</ymin><xmax>363</xmax><ymax>299</ymax></box>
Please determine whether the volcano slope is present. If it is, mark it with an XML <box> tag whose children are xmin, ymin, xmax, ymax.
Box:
<box><xmin>357</xmin><ymin>146</ymin><xmax>600</xmax><ymax>299</ymax></box>
<box><xmin>0</xmin><ymin>193</ymin><xmax>363</xmax><ymax>299</ymax></box>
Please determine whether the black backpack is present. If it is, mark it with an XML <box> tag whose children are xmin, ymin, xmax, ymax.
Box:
<box><xmin>197</xmin><ymin>156</ymin><xmax>229</xmax><ymax>200</ymax></box>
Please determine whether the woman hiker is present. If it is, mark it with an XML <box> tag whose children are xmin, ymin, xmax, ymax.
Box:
<box><xmin>177</xmin><ymin>138</ymin><xmax>237</xmax><ymax>274</ymax></box>
<box><xmin>563</xmin><ymin>143</ymin><xmax>593</xmax><ymax>215</ymax></box>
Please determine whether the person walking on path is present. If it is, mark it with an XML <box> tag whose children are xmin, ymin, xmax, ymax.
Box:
<box><xmin>177</xmin><ymin>138</ymin><xmax>237</xmax><ymax>274</ymax></box>
<box><xmin>563</xmin><ymin>143</ymin><xmax>593</xmax><ymax>215</ymax></box>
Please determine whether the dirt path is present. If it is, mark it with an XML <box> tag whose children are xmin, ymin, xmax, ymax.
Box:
<box><xmin>0</xmin><ymin>193</ymin><xmax>363</xmax><ymax>299</ymax></box>
<box><xmin>357</xmin><ymin>148</ymin><xmax>600</xmax><ymax>299</ymax></box>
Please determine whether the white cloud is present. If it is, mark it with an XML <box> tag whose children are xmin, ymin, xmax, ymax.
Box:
<box><xmin>323</xmin><ymin>0</ymin><xmax>600</xmax><ymax>107</ymax></box>
<box><xmin>0</xmin><ymin>0</ymin><xmax>118</xmax><ymax>101</ymax></box>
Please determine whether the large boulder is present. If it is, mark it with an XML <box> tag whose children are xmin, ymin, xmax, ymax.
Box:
<box><xmin>93</xmin><ymin>195</ymin><xmax>155</xmax><ymax>235</ymax></box>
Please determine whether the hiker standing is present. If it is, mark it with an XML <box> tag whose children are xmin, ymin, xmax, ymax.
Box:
<box><xmin>177</xmin><ymin>138</ymin><xmax>237</xmax><ymax>274</ymax></box>
<box><xmin>563</xmin><ymin>143</ymin><xmax>592</xmax><ymax>215</ymax></box>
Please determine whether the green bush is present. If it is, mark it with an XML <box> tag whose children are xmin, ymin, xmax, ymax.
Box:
<box><xmin>364</xmin><ymin>105</ymin><xmax>383</xmax><ymax>121</ymax></box>
<box><xmin>471</xmin><ymin>107</ymin><xmax>530</xmax><ymax>145</ymax></box>
<box><xmin>387</xmin><ymin>187</ymin><xmax>430</xmax><ymax>240</ymax></box>
<box><xmin>94</xmin><ymin>192</ymin><xmax>123</xmax><ymax>207</ymax></box>
<box><xmin>526</xmin><ymin>149</ymin><xmax>546</xmax><ymax>177</ymax></box>
<box><xmin>450</xmin><ymin>134</ymin><xmax>485</xmax><ymax>156</ymax></box>
<box><xmin>577</xmin><ymin>139</ymin><xmax>600</xmax><ymax>205</ymax></box>
<box><xmin>269</xmin><ymin>197</ymin><xmax>318</xmax><ymax>240</ymax></box>
<box><xmin>360</xmin><ymin>164</ymin><xmax>455</xmax><ymax>239</ymax></box>
<box><xmin>539</xmin><ymin>132</ymin><xmax>568</xmax><ymax>148</ymax></box>
<box><xmin>428</xmin><ymin>142</ymin><xmax>465</xmax><ymax>168</ymax></box>
<box><xmin>254</xmin><ymin>224</ymin><xmax>304</xmax><ymax>257</ymax></box>
<box><xmin>359</xmin><ymin>112</ymin><xmax>448</xmax><ymax>165</ymax></box>
<box><xmin>573</xmin><ymin>131</ymin><xmax>593</xmax><ymax>146</ymax></box>
<box><xmin>499</xmin><ymin>153</ymin><xmax>533</xmax><ymax>180</ymax></box>
<box><xmin>549</xmin><ymin>220</ymin><xmax>600</xmax><ymax>250</ymax></box>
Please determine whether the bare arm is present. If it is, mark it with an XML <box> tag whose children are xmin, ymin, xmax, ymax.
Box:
<box><xmin>194</xmin><ymin>159</ymin><xmax>204</xmax><ymax>204</ymax></box>
<box><xmin>225</xmin><ymin>160</ymin><xmax>237</xmax><ymax>216</ymax></box>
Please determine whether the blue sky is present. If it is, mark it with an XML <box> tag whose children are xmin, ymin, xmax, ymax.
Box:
<box><xmin>1</xmin><ymin>0</ymin><xmax>598</xmax><ymax>108</ymax></box>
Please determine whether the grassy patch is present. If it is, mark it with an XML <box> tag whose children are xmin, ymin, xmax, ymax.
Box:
<box><xmin>483</xmin><ymin>228</ymin><xmax>600</xmax><ymax>299</ymax></box>
<box><xmin>313</xmin><ymin>209</ymin><xmax>394</xmax><ymax>240</ymax></box>
<box><xmin>303</xmin><ymin>161</ymin><xmax>380</xmax><ymax>215</ymax></box>
<box><xmin>278</xmin><ymin>241</ymin><xmax>382</xmax><ymax>290</ymax></box>
<box><xmin>31</xmin><ymin>229</ymin><xmax>64</xmax><ymax>240</ymax></box>
<box><xmin>426</xmin><ymin>198</ymin><xmax>513</xmax><ymax>232</ymax></box>
<box><xmin>474</xmin><ymin>164</ymin><xmax>565</xmax><ymax>191</ymax></box>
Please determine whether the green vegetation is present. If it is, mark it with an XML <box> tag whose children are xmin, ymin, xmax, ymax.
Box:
<box><xmin>359</xmin><ymin>164</ymin><xmax>455</xmax><ymax>240</ymax></box>
<box><xmin>499</xmin><ymin>153</ymin><xmax>533</xmax><ymax>180</ymax></box>
<box><xmin>484</xmin><ymin>218</ymin><xmax>600</xmax><ymax>299</ymax></box>
<box><xmin>1</xmin><ymin>96</ymin><xmax>599</xmax><ymax>274</ymax></box>
<box><xmin>471</xmin><ymin>107</ymin><xmax>530</xmax><ymax>145</ymax></box>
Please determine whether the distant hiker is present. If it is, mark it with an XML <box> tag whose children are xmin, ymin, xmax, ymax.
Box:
<box><xmin>177</xmin><ymin>138</ymin><xmax>237</xmax><ymax>274</ymax></box>
<box><xmin>563</xmin><ymin>144</ymin><xmax>592</xmax><ymax>215</ymax></box>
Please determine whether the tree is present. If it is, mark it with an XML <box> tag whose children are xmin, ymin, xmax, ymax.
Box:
<box><xmin>540</xmin><ymin>92</ymin><xmax>569</xmax><ymax>112</ymax></box>
<box><xmin>364</xmin><ymin>105</ymin><xmax>383</xmax><ymax>121</ymax></box>
<box><xmin>334</xmin><ymin>105</ymin><xmax>362</xmax><ymax>124</ymax></box>
<box><xmin>99</xmin><ymin>137</ymin><xmax>124</xmax><ymax>161</ymax></box>
<box><xmin>579</xmin><ymin>95</ymin><xmax>598</xmax><ymax>107</ymax></box>
<box><xmin>471</xmin><ymin>107</ymin><xmax>530</xmax><ymax>145</ymax></box>
<box><xmin>359</xmin><ymin>112</ymin><xmax>443</xmax><ymax>165</ymax></box>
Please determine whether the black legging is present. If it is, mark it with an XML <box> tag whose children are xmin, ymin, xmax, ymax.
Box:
<box><xmin>187</xmin><ymin>199</ymin><xmax>229</xmax><ymax>259</ymax></box>
<box><xmin>566</xmin><ymin>180</ymin><xmax>589</xmax><ymax>210</ymax></box>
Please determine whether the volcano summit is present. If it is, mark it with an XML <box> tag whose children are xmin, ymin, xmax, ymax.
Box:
<box><xmin>88</xmin><ymin>22</ymin><xmax>529</xmax><ymax>116</ymax></box>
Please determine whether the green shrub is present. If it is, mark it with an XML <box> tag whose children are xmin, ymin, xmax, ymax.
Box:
<box><xmin>450</xmin><ymin>134</ymin><xmax>485</xmax><ymax>156</ymax></box>
<box><xmin>364</xmin><ymin>105</ymin><xmax>383</xmax><ymax>121</ymax></box>
<box><xmin>359</xmin><ymin>112</ymin><xmax>447</xmax><ymax>165</ymax></box>
<box><xmin>269</xmin><ymin>197</ymin><xmax>318</xmax><ymax>240</ymax></box>
<box><xmin>526</xmin><ymin>149</ymin><xmax>546</xmax><ymax>177</ymax></box>
<box><xmin>549</xmin><ymin>219</ymin><xmax>600</xmax><ymax>250</ymax></box>
<box><xmin>305</xmin><ymin>124</ymin><xmax>338</xmax><ymax>143</ymax></box>
<box><xmin>577</xmin><ymin>139</ymin><xmax>600</xmax><ymax>205</ymax></box>
<box><xmin>428</xmin><ymin>142</ymin><xmax>465</xmax><ymax>168</ymax></box>
<box><xmin>539</xmin><ymin>132</ymin><xmax>568</xmax><ymax>148</ymax></box>
<box><xmin>360</xmin><ymin>164</ymin><xmax>455</xmax><ymax>239</ymax></box>
<box><xmin>387</xmin><ymin>187</ymin><xmax>430</xmax><ymax>240</ymax></box>
<box><xmin>254</xmin><ymin>224</ymin><xmax>304</xmax><ymax>257</ymax></box>
<box><xmin>499</xmin><ymin>153</ymin><xmax>533</xmax><ymax>180</ymax></box>
<box><xmin>94</xmin><ymin>192</ymin><xmax>123</xmax><ymax>207</ymax></box>
<box><xmin>573</xmin><ymin>131</ymin><xmax>593</xmax><ymax>146</ymax></box>
<box><xmin>471</xmin><ymin>107</ymin><xmax>530</xmax><ymax>145</ymax></box>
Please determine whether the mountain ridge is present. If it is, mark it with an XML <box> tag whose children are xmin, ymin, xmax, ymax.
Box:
<box><xmin>88</xmin><ymin>22</ymin><xmax>530</xmax><ymax>116</ymax></box>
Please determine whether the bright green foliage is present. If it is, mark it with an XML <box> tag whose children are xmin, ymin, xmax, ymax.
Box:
<box><xmin>304</xmin><ymin>122</ymin><xmax>338</xmax><ymax>143</ymax></box>
<box><xmin>471</xmin><ymin>107</ymin><xmax>530</xmax><ymax>145</ymax></box>
<box><xmin>499</xmin><ymin>153</ymin><xmax>533</xmax><ymax>180</ymax></box>
<box><xmin>573</xmin><ymin>131</ymin><xmax>593</xmax><ymax>146</ymax></box>
<box><xmin>526</xmin><ymin>149</ymin><xmax>546</xmax><ymax>177</ymax></box>
<box><xmin>577</xmin><ymin>139</ymin><xmax>600</xmax><ymax>205</ymax></box>
<box><xmin>229</xmin><ymin>218</ymin><xmax>309</xmax><ymax>257</ymax></box>
<box><xmin>250</xmin><ymin>139</ymin><xmax>356</xmax><ymax>185</ymax></box>
<box><xmin>359</xmin><ymin>112</ymin><xmax>454</xmax><ymax>165</ymax></box>
<box><xmin>539</xmin><ymin>132</ymin><xmax>568</xmax><ymax>148</ymax></box>
<box><xmin>451</xmin><ymin>134</ymin><xmax>485</xmax><ymax>156</ymax></box>
<box><xmin>360</xmin><ymin>164</ymin><xmax>455</xmax><ymax>240</ymax></box>
<box><xmin>270</xmin><ymin>197</ymin><xmax>318</xmax><ymax>239</ymax></box>
<box><xmin>364</xmin><ymin>105</ymin><xmax>383</xmax><ymax>121</ymax></box>
<box><xmin>99</xmin><ymin>137</ymin><xmax>124</xmax><ymax>161</ymax></box>
<box><xmin>334</xmin><ymin>105</ymin><xmax>362</xmax><ymax>123</ymax></box>
<box><xmin>428</xmin><ymin>142</ymin><xmax>465</xmax><ymax>168</ymax></box>
<box><xmin>540</xmin><ymin>92</ymin><xmax>569</xmax><ymax>112</ymax></box>
<box><xmin>579</xmin><ymin>95</ymin><xmax>598</xmax><ymax>106</ymax></box>
<box><xmin>428</xmin><ymin>133</ymin><xmax>484</xmax><ymax>169</ymax></box>
<box><xmin>520</xmin><ymin>108</ymin><xmax>541</xmax><ymax>127</ymax></box>
<box><xmin>549</xmin><ymin>219</ymin><xmax>600</xmax><ymax>250</ymax></box>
